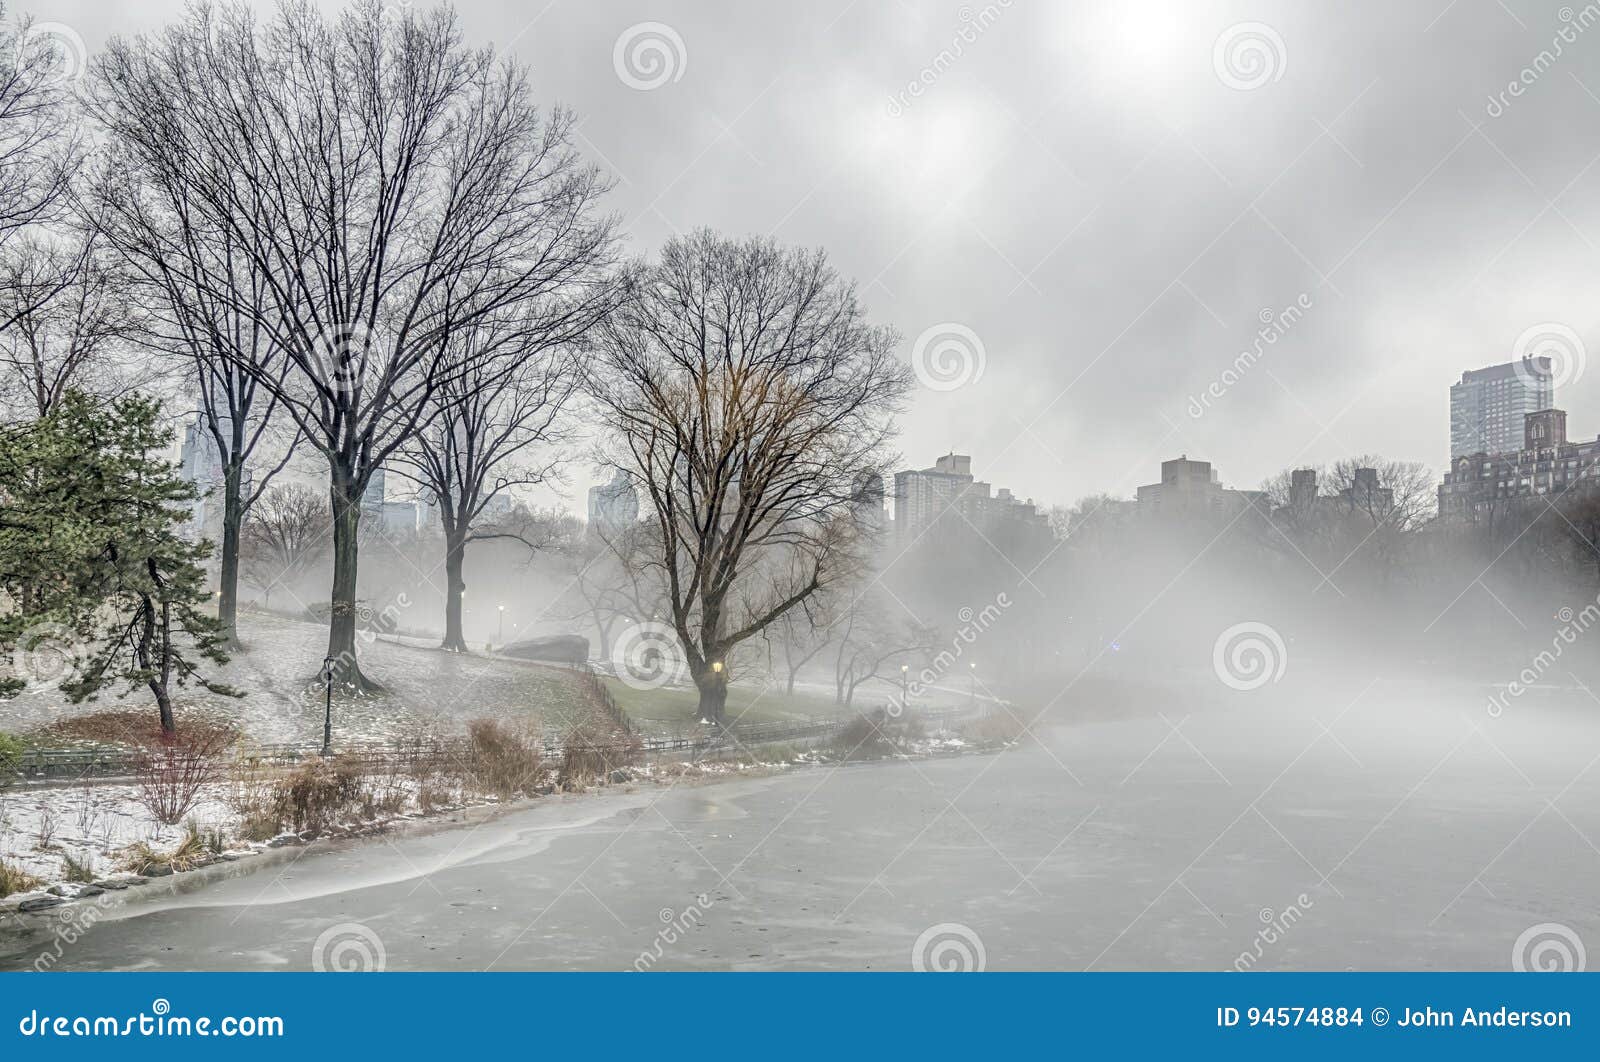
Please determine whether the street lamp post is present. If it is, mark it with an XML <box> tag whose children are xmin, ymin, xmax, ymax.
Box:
<box><xmin>320</xmin><ymin>655</ymin><xmax>336</xmax><ymax>757</ymax></box>
<box><xmin>497</xmin><ymin>604</ymin><xmax>505</xmax><ymax>645</ymax></box>
<box><xmin>900</xmin><ymin>663</ymin><xmax>909</xmax><ymax>713</ymax></box>
<box><xmin>969</xmin><ymin>662</ymin><xmax>977</xmax><ymax>708</ymax></box>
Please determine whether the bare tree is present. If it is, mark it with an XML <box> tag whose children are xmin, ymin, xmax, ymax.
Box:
<box><xmin>93</xmin><ymin>163</ymin><xmax>302</xmax><ymax>642</ymax></box>
<box><xmin>88</xmin><ymin>0</ymin><xmax>617</xmax><ymax>689</ymax></box>
<box><xmin>764</xmin><ymin>593</ymin><xmax>835</xmax><ymax>696</ymax></box>
<box><xmin>397</xmin><ymin>315</ymin><xmax>587</xmax><ymax>652</ymax></box>
<box><xmin>587</xmin><ymin>231</ymin><xmax>911</xmax><ymax>724</ymax></box>
<box><xmin>240</xmin><ymin>482</ymin><xmax>330</xmax><ymax>609</ymax></box>
<box><xmin>831</xmin><ymin>590</ymin><xmax>935</xmax><ymax>709</ymax></box>
<box><xmin>0</xmin><ymin>8</ymin><xmax>81</xmax><ymax>261</ymax></box>
<box><xmin>0</xmin><ymin>229</ymin><xmax>140</xmax><ymax>419</ymax></box>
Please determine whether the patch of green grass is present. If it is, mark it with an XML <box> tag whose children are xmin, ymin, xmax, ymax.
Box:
<box><xmin>604</xmin><ymin>679</ymin><xmax>846</xmax><ymax>729</ymax></box>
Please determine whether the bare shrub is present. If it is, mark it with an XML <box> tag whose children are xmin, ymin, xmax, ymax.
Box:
<box><xmin>134</xmin><ymin>730</ymin><xmax>232</xmax><ymax>826</ymax></box>
<box><xmin>268</xmin><ymin>757</ymin><xmax>370</xmax><ymax>834</ymax></box>
<box><xmin>226</xmin><ymin>760</ymin><xmax>282</xmax><ymax>841</ymax></box>
<box><xmin>34</xmin><ymin>807</ymin><xmax>57</xmax><ymax>850</ymax></box>
<box><xmin>464</xmin><ymin>718</ymin><xmax>545</xmax><ymax>799</ymax></box>
<box><xmin>829</xmin><ymin>709</ymin><xmax>924</xmax><ymax>761</ymax></box>
<box><xmin>558</xmin><ymin>723</ymin><xmax>641</xmax><ymax>788</ymax></box>
<box><xmin>61</xmin><ymin>849</ymin><xmax>96</xmax><ymax>882</ymax></box>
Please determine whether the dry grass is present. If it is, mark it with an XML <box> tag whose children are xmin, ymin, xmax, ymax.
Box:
<box><xmin>266</xmin><ymin>757</ymin><xmax>370</xmax><ymax>834</ymax></box>
<box><xmin>0</xmin><ymin>858</ymin><xmax>42</xmax><ymax>897</ymax></box>
<box><xmin>31</xmin><ymin>709</ymin><xmax>238</xmax><ymax>750</ymax></box>
<box><xmin>463</xmin><ymin>718</ymin><xmax>545</xmax><ymax>799</ymax></box>
<box><xmin>61</xmin><ymin>849</ymin><xmax>96</xmax><ymax>883</ymax></box>
<box><xmin>115</xmin><ymin>828</ymin><xmax>210</xmax><ymax>875</ymax></box>
<box><xmin>558</xmin><ymin>722</ymin><xmax>641</xmax><ymax>788</ymax></box>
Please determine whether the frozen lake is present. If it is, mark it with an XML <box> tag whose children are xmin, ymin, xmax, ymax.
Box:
<box><xmin>3</xmin><ymin>675</ymin><xmax>1597</xmax><ymax>971</ymax></box>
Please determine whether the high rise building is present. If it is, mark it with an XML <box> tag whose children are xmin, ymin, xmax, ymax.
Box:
<box><xmin>1450</xmin><ymin>358</ymin><xmax>1554</xmax><ymax>458</ymax></box>
<box><xmin>1134</xmin><ymin>456</ymin><xmax>1265</xmax><ymax>519</ymax></box>
<box><xmin>1439</xmin><ymin>407</ymin><xmax>1600</xmax><ymax>520</ymax></box>
<box><xmin>587</xmin><ymin>470</ymin><xmax>640</xmax><ymax>539</ymax></box>
<box><xmin>892</xmin><ymin>453</ymin><xmax>1049</xmax><ymax>547</ymax></box>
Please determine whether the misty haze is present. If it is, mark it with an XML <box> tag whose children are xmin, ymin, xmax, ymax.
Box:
<box><xmin>0</xmin><ymin>0</ymin><xmax>1596</xmax><ymax>979</ymax></box>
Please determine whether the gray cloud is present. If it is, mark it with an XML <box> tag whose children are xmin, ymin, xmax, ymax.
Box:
<box><xmin>52</xmin><ymin>0</ymin><xmax>1600</xmax><ymax>509</ymax></box>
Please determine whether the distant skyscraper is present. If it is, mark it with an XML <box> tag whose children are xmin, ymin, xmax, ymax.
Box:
<box><xmin>587</xmin><ymin>470</ymin><xmax>639</xmax><ymax>539</ymax></box>
<box><xmin>892</xmin><ymin>453</ymin><xmax>1048</xmax><ymax>546</ymax></box>
<box><xmin>1450</xmin><ymin>357</ymin><xmax>1554</xmax><ymax>457</ymax></box>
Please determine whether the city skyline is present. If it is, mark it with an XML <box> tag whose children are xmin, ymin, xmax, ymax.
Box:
<box><xmin>46</xmin><ymin>0</ymin><xmax>1600</xmax><ymax>515</ymax></box>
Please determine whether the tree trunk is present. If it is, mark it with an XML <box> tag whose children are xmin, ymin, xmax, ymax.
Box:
<box><xmin>217</xmin><ymin>458</ymin><xmax>243</xmax><ymax>644</ymax></box>
<box><xmin>442</xmin><ymin>526</ymin><xmax>468</xmax><ymax>652</ymax></box>
<box><xmin>135</xmin><ymin>593</ymin><xmax>176</xmax><ymax>735</ymax></box>
<box><xmin>693</xmin><ymin>663</ymin><xmax>728</xmax><ymax>725</ymax></box>
<box><xmin>326</xmin><ymin>475</ymin><xmax>379</xmax><ymax>692</ymax></box>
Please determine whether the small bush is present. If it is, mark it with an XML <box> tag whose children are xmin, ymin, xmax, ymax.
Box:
<box><xmin>830</xmin><ymin>710</ymin><xmax>926</xmax><ymax>760</ymax></box>
<box><xmin>269</xmin><ymin>757</ymin><xmax>369</xmax><ymax>834</ymax></box>
<box><xmin>61</xmin><ymin>850</ymin><xmax>96</xmax><ymax>883</ymax></box>
<box><xmin>558</xmin><ymin>722</ymin><xmax>641</xmax><ymax>788</ymax></box>
<box><xmin>959</xmin><ymin>711</ymin><xmax>1027</xmax><ymax>747</ymax></box>
<box><xmin>0</xmin><ymin>731</ymin><xmax>23</xmax><ymax>789</ymax></box>
<box><xmin>464</xmin><ymin>718</ymin><xmax>545</xmax><ymax>799</ymax></box>
<box><xmin>0</xmin><ymin>858</ymin><xmax>41</xmax><ymax>897</ymax></box>
<box><xmin>226</xmin><ymin>761</ymin><xmax>282</xmax><ymax>841</ymax></box>
<box><xmin>135</xmin><ymin>729</ymin><xmax>232</xmax><ymax>826</ymax></box>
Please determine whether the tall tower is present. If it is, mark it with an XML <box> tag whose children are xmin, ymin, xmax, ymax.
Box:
<box><xmin>1450</xmin><ymin>357</ymin><xmax>1554</xmax><ymax>456</ymax></box>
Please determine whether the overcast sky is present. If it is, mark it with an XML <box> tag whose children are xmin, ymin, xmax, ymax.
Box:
<box><xmin>37</xmin><ymin>0</ymin><xmax>1600</xmax><ymax>511</ymax></box>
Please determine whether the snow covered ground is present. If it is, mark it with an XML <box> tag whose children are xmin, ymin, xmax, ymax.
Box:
<box><xmin>1</xmin><ymin>610</ymin><xmax>597</xmax><ymax>747</ymax></box>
